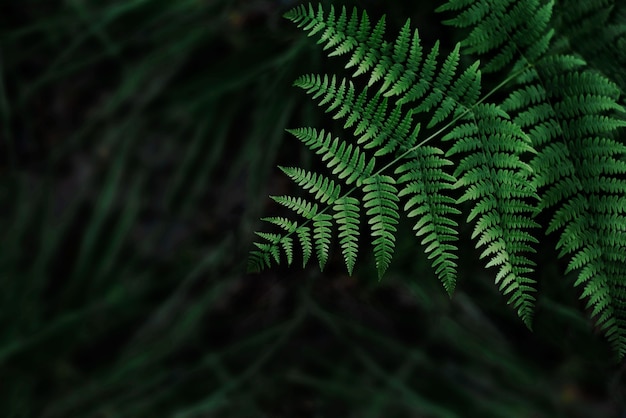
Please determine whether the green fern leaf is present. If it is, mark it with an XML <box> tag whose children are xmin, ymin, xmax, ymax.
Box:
<box><xmin>279</xmin><ymin>166</ymin><xmax>341</xmax><ymax>204</ymax></box>
<box><xmin>271</xmin><ymin>195</ymin><xmax>319</xmax><ymax>219</ymax></box>
<box><xmin>297</xmin><ymin>226</ymin><xmax>313</xmax><ymax>268</ymax></box>
<box><xmin>286</xmin><ymin>127</ymin><xmax>375</xmax><ymax>186</ymax></box>
<box><xmin>261</xmin><ymin>217</ymin><xmax>302</xmax><ymax>267</ymax></box>
<box><xmin>257</xmin><ymin>4</ymin><xmax>520</xmax><ymax>303</ymax></box>
<box><xmin>394</xmin><ymin>41</ymin><xmax>439</xmax><ymax>104</ymax></box>
<box><xmin>503</xmin><ymin>56</ymin><xmax>626</xmax><ymax>353</ymax></box>
<box><xmin>281</xmin><ymin>237</ymin><xmax>294</xmax><ymax>266</ymax></box>
<box><xmin>396</xmin><ymin>146</ymin><xmax>460</xmax><ymax>294</ymax></box>
<box><xmin>445</xmin><ymin>103</ymin><xmax>540</xmax><ymax>327</ymax></box>
<box><xmin>254</xmin><ymin>232</ymin><xmax>282</xmax><ymax>266</ymax></box>
<box><xmin>416</xmin><ymin>43</ymin><xmax>460</xmax><ymax>118</ymax></box>
<box><xmin>313</xmin><ymin>213</ymin><xmax>333</xmax><ymax>270</ymax></box>
<box><xmin>363</xmin><ymin>175</ymin><xmax>400</xmax><ymax>278</ymax></box>
<box><xmin>553</xmin><ymin>0</ymin><xmax>626</xmax><ymax>93</ymax></box>
<box><xmin>294</xmin><ymin>75</ymin><xmax>419</xmax><ymax>157</ymax></box>
<box><xmin>288</xmin><ymin>4</ymin><xmax>482</xmax><ymax>132</ymax></box>
<box><xmin>333</xmin><ymin>197</ymin><xmax>360</xmax><ymax>274</ymax></box>
<box><xmin>440</xmin><ymin>0</ymin><xmax>554</xmax><ymax>73</ymax></box>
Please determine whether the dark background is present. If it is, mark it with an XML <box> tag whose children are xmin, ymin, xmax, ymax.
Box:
<box><xmin>1</xmin><ymin>0</ymin><xmax>624</xmax><ymax>416</ymax></box>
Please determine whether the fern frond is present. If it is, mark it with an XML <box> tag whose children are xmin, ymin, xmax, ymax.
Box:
<box><xmin>445</xmin><ymin>103</ymin><xmax>540</xmax><ymax>327</ymax></box>
<box><xmin>285</xmin><ymin>5</ymin><xmax>375</xmax><ymax>65</ymax></box>
<box><xmin>254</xmin><ymin>1</ymin><xmax>626</xmax><ymax>358</ymax></box>
<box><xmin>363</xmin><ymin>175</ymin><xmax>400</xmax><ymax>279</ymax></box>
<box><xmin>333</xmin><ymin>197</ymin><xmax>360</xmax><ymax>275</ymax></box>
<box><xmin>396</xmin><ymin>146</ymin><xmax>460</xmax><ymax>294</ymax></box>
<box><xmin>271</xmin><ymin>195</ymin><xmax>319</xmax><ymax>219</ymax></box>
<box><xmin>414</xmin><ymin>43</ymin><xmax>460</xmax><ymax>116</ymax></box>
<box><xmin>286</xmin><ymin>127</ymin><xmax>375</xmax><ymax>186</ymax></box>
<box><xmin>249</xmin><ymin>218</ymin><xmax>312</xmax><ymax>269</ymax></box>
<box><xmin>442</xmin><ymin>0</ymin><xmax>626</xmax><ymax>355</ymax></box>
<box><xmin>296</xmin><ymin>226</ymin><xmax>313</xmax><ymax>268</ymax></box>
<box><xmin>502</xmin><ymin>54</ymin><xmax>626</xmax><ymax>352</ymax></box>
<box><xmin>249</xmin><ymin>232</ymin><xmax>282</xmax><ymax>272</ymax></box>
<box><xmin>279</xmin><ymin>166</ymin><xmax>341</xmax><ymax>204</ymax></box>
<box><xmin>313</xmin><ymin>213</ymin><xmax>333</xmax><ymax>270</ymax></box>
<box><xmin>262</xmin><ymin>217</ymin><xmax>298</xmax><ymax>266</ymax></box>
<box><xmin>293</xmin><ymin>75</ymin><xmax>419</xmax><ymax>157</ymax></box>
<box><xmin>553</xmin><ymin>0</ymin><xmax>626</xmax><ymax>93</ymax></box>
<box><xmin>256</xmin><ymin>4</ymin><xmax>533</xmax><ymax>315</ymax></box>
<box><xmin>261</xmin><ymin>216</ymin><xmax>297</xmax><ymax>231</ymax></box>
<box><xmin>287</xmin><ymin>4</ymin><xmax>483</xmax><ymax>131</ymax></box>
<box><xmin>438</xmin><ymin>0</ymin><xmax>554</xmax><ymax>73</ymax></box>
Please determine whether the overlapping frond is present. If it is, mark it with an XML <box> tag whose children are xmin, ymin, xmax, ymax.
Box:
<box><xmin>553</xmin><ymin>0</ymin><xmax>626</xmax><ymax>93</ymax></box>
<box><xmin>438</xmin><ymin>0</ymin><xmax>626</xmax><ymax>356</ymax></box>
<box><xmin>438</xmin><ymin>0</ymin><xmax>554</xmax><ymax>73</ymax></box>
<box><xmin>502</xmin><ymin>56</ymin><xmax>626</xmax><ymax>353</ymax></box>
<box><xmin>444</xmin><ymin>103</ymin><xmax>540</xmax><ymax>325</ymax></box>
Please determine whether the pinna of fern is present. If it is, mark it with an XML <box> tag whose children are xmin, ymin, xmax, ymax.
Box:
<box><xmin>249</xmin><ymin>2</ymin><xmax>541</xmax><ymax>329</ymax></box>
<box><xmin>439</xmin><ymin>0</ymin><xmax>626</xmax><ymax>356</ymax></box>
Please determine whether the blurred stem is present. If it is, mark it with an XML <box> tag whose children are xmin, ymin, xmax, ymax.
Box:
<box><xmin>0</xmin><ymin>47</ymin><xmax>14</xmax><ymax>170</ymax></box>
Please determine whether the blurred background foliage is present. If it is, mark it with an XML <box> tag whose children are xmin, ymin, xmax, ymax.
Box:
<box><xmin>0</xmin><ymin>0</ymin><xmax>624</xmax><ymax>416</ymax></box>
